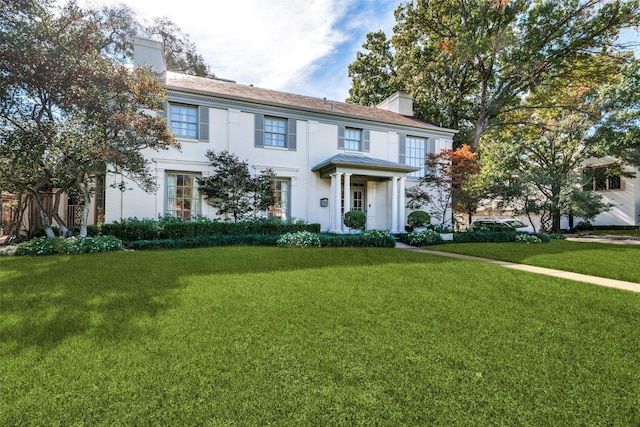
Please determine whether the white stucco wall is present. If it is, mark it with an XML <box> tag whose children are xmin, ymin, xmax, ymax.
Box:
<box><xmin>105</xmin><ymin>99</ymin><xmax>455</xmax><ymax>231</ymax></box>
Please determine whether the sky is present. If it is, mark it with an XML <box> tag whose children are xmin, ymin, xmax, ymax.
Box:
<box><xmin>84</xmin><ymin>0</ymin><xmax>399</xmax><ymax>102</ymax></box>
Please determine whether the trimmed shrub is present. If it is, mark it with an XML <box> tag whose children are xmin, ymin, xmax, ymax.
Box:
<box><xmin>453</xmin><ymin>231</ymin><xmax>516</xmax><ymax>243</ymax></box>
<box><xmin>318</xmin><ymin>230</ymin><xmax>396</xmax><ymax>248</ymax></box>
<box><xmin>343</xmin><ymin>210</ymin><xmax>366</xmax><ymax>231</ymax></box>
<box><xmin>407</xmin><ymin>229</ymin><xmax>443</xmax><ymax>246</ymax></box>
<box><xmin>407</xmin><ymin>210</ymin><xmax>431</xmax><ymax>228</ymax></box>
<box><xmin>277</xmin><ymin>231</ymin><xmax>321</xmax><ymax>248</ymax></box>
<box><xmin>101</xmin><ymin>217</ymin><xmax>159</xmax><ymax>241</ymax></box>
<box><xmin>124</xmin><ymin>234</ymin><xmax>280</xmax><ymax>250</ymax></box>
<box><xmin>515</xmin><ymin>234</ymin><xmax>543</xmax><ymax>244</ymax></box>
<box><xmin>15</xmin><ymin>236</ymin><xmax>124</xmax><ymax>256</ymax></box>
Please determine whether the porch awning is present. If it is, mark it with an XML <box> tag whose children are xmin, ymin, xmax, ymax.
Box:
<box><xmin>311</xmin><ymin>153</ymin><xmax>419</xmax><ymax>179</ymax></box>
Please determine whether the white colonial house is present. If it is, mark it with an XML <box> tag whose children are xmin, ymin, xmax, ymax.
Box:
<box><xmin>101</xmin><ymin>38</ymin><xmax>456</xmax><ymax>232</ymax></box>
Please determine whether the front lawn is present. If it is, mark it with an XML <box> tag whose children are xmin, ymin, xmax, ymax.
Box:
<box><xmin>1</xmin><ymin>247</ymin><xmax>639</xmax><ymax>425</ymax></box>
<box><xmin>429</xmin><ymin>240</ymin><xmax>640</xmax><ymax>283</ymax></box>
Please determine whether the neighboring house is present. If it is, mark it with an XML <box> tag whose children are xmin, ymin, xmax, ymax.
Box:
<box><xmin>579</xmin><ymin>156</ymin><xmax>640</xmax><ymax>227</ymax></box>
<box><xmin>472</xmin><ymin>156</ymin><xmax>640</xmax><ymax>231</ymax></box>
<box><xmin>101</xmin><ymin>38</ymin><xmax>456</xmax><ymax>232</ymax></box>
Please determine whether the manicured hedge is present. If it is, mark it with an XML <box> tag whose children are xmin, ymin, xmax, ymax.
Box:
<box><xmin>100</xmin><ymin>217</ymin><xmax>321</xmax><ymax>241</ymax></box>
<box><xmin>124</xmin><ymin>231</ymin><xmax>396</xmax><ymax>250</ymax></box>
<box><xmin>453</xmin><ymin>231</ymin><xmax>550</xmax><ymax>243</ymax></box>
<box><xmin>318</xmin><ymin>231</ymin><xmax>396</xmax><ymax>248</ymax></box>
<box><xmin>159</xmin><ymin>221</ymin><xmax>320</xmax><ymax>239</ymax></box>
<box><xmin>124</xmin><ymin>234</ymin><xmax>281</xmax><ymax>250</ymax></box>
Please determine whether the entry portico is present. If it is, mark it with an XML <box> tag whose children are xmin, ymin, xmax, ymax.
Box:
<box><xmin>312</xmin><ymin>154</ymin><xmax>419</xmax><ymax>233</ymax></box>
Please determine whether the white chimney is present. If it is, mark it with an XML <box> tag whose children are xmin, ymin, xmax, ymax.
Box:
<box><xmin>376</xmin><ymin>91</ymin><xmax>414</xmax><ymax>116</ymax></box>
<box><xmin>133</xmin><ymin>37</ymin><xmax>166</xmax><ymax>75</ymax></box>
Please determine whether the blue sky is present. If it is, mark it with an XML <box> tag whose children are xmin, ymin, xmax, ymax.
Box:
<box><xmin>77</xmin><ymin>0</ymin><xmax>638</xmax><ymax>102</ymax></box>
<box><xmin>94</xmin><ymin>0</ymin><xmax>399</xmax><ymax>102</ymax></box>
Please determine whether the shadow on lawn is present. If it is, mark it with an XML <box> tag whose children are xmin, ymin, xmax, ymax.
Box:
<box><xmin>0</xmin><ymin>247</ymin><xmax>450</xmax><ymax>355</ymax></box>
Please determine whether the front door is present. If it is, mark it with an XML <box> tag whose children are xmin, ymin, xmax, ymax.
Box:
<box><xmin>351</xmin><ymin>182</ymin><xmax>366</xmax><ymax>212</ymax></box>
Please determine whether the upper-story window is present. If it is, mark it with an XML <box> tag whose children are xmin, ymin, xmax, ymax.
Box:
<box><xmin>399</xmin><ymin>135</ymin><xmax>435</xmax><ymax>178</ymax></box>
<box><xmin>405</xmin><ymin>136</ymin><xmax>427</xmax><ymax>178</ymax></box>
<box><xmin>583</xmin><ymin>165</ymin><xmax>622</xmax><ymax>191</ymax></box>
<box><xmin>264</xmin><ymin>117</ymin><xmax>287</xmax><ymax>147</ymax></box>
<box><xmin>344</xmin><ymin>128</ymin><xmax>362</xmax><ymax>151</ymax></box>
<box><xmin>164</xmin><ymin>103</ymin><xmax>209</xmax><ymax>142</ymax></box>
<box><xmin>338</xmin><ymin>126</ymin><xmax>370</xmax><ymax>152</ymax></box>
<box><xmin>170</xmin><ymin>105</ymin><xmax>198</xmax><ymax>139</ymax></box>
<box><xmin>255</xmin><ymin>114</ymin><xmax>296</xmax><ymax>150</ymax></box>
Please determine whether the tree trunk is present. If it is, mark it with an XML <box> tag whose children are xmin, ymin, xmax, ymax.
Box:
<box><xmin>551</xmin><ymin>210</ymin><xmax>562</xmax><ymax>234</ymax></box>
<box><xmin>51</xmin><ymin>189</ymin><xmax>70</xmax><ymax>237</ymax></box>
<box><xmin>78</xmin><ymin>181</ymin><xmax>92</xmax><ymax>238</ymax></box>
<box><xmin>30</xmin><ymin>189</ymin><xmax>56</xmax><ymax>238</ymax></box>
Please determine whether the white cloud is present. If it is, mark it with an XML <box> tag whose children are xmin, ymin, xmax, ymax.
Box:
<box><xmin>71</xmin><ymin>0</ymin><xmax>397</xmax><ymax>100</ymax></box>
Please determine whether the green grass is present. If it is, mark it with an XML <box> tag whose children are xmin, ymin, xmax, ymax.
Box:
<box><xmin>430</xmin><ymin>240</ymin><xmax>640</xmax><ymax>283</ymax></box>
<box><xmin>1</xmin><ymin>247</ymin><xmax>639</xmax><ymax>425</ymax></box>
<box><xmin>590</xmin><ymin>229</ymin><xmax>640</xmax><ymax>237</ymax></box>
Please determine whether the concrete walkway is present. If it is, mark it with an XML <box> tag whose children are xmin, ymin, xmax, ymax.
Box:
<box><xmin>395</xmin><ymin>242</ymin><xmax>640</xmax><ymax>293</ymax></box>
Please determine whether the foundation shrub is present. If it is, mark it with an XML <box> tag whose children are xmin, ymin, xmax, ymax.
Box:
<box><xmin>15</xmin><ymin>236</ymin><xmax>123</xmax><ymax>256</ymax></box>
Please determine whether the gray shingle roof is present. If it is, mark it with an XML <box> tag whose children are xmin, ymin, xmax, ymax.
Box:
<box><xmin>163</xmin><ymin>72</ymin><xmax>454</xmax><ymax>133</ymax></box>
<box><xmin>312</xmin><ymin>154</ymin><xmax>419</xmax><ymax>173</ymax></box>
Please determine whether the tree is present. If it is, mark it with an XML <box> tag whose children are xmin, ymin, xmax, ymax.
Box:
<box><xmin>478</xmin><ymin>56</ymin><xmax>626</xmax><ymax>232</ymax></box>
<box><xmin>407</xmin><ymin>145</ymin><xmax>484</xmax><ymax>227</ymax></box>
<box><xmin>144</xmin><ymin>17</ymin><xmax>214</xmax><ymax>77</ymax></box>
<box><xmin>346</xmin><ymin>31</ymin><xmax>400</xmax><ymax>106</ymax></box>
<box><xmin>198</xmin><ymin>151</ymin><xmax>275</xmax><ymax>222</ymax></box>
<box><xmin>348</xmin><ymin>0</ymin><xmax>640</xmax><ymax>148</ymax></box>
<box><xmin>0</xmin><ymin>1</ymin><xmax>178</xmax><ymax>238</ymax></box>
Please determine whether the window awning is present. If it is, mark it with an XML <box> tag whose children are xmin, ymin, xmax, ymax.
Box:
<box><xmin>311</xmin><ymin>153</ymin><xmax>419</xmax><ymax>179</ymax></box>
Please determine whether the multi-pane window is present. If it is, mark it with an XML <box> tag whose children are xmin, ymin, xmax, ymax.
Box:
<box><xmin>344</xmin><ymin>128</ymin><xmax>362</xmax><ymax>151</ymax></box>
<box><xmin>264</xmin><ymin>118</ymin><xmax>287</xmax><ymax>147</ymax></box>
<box><xmin>167</xmin><ymin>173</ymin><xmax>201</xmax><ymax>220</ymax></box>
<box><xmin>406</xmin><ymin>136</ymin><xmax>427</xmax><ymax>178</ymax></box>
<box><xmin>170</xmin><ymin>105</ymin><xmax>198</xmax><ymax>139</ymax></box>
<box><xmin>268</xmin><ymin>179</ymin><xmax>290</xmax><ymax>220</ymax></box>
<box><xmin>583</xmin><ymin>166</ymin><xmax>622</xmax><ymax>192</ymax></box>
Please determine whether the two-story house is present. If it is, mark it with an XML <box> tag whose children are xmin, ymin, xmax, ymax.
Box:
<box><xmin>103</xmin><ymin>38</ymin><xmax>456</xmax><ymax>232</ymax></box>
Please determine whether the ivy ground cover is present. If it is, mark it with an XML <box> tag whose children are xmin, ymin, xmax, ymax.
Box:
<box><xmin>429</xmin><ymin>240</ymin><xmax>640</xmax><ymax>283</ymax></box>
<box><xmin>1</xmin><ymin>247</ymin><xmax>639</xmax><ymax>425</ymax></box>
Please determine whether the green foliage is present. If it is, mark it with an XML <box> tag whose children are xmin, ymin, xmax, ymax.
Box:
<box><xmin>349</xmin><ymin>0</ymin><xmax>639</xmax><ymax>149</ymax></box>
<box><xmin>343</xmin><ymin>210</ymin><xmax>367</xmax><ymax>230</ymax></box>
<box><xmin>15</xmin><ymin>236</ymin><xmax>123</xmax><ymax>256</ymax></box>
<box><xmin>277</xmin><ymin>231</ymin><xmax>321</xmax><ymax>248</ymax></box>
<box><xmin>515</xmin><ymin>234</ymin><xmax>543</xmax><ymax>244</ymax></box>
<box><xmin>453</xmin><ymin>231</ymin><xmax>516</xmax><ymax>243</ymax></box>
<box><xmin>319</xmin><ymin>230</ymin><xmax>396</xmax><ymax>248</ymax></box>
<box><xmin>198</xmin><ymin>151</ymin><xmax>275</xmax><ymax>222</ymax></box>
<box><xmin>0</xmin><ymin>1</ymin><xmax>178</xmax><ymax>238</ymax></box>
<box><xmin>101</xmin><ymin>218</ymin><xmax>159</xmax><ymax>241</ymax></box>
<box><xmin>406</xmin><ymin>229</ymin><xmax>443</xmax><ymax>246</ymax></box>
<box><xmin>124</xmin><ymin>234</ymin><xmax>280</xmax><ymax>250</ymax></box>
<box><xmin>407</xmin><ymin>210</ymin><xmax>431</xmax><ymax>228</ymax></box>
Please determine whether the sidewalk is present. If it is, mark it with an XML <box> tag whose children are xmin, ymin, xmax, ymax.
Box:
<box><xmin>395</xmin><ymin>242</ymin><xmax>640</xmax><ymax>293</ymax></box>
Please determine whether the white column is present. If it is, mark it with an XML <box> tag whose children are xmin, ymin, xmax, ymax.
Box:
<box><xmin>330</xmin><ymin>173</ymin><xmax>343</xmax><ymax>233</ymax></box>
<box><xmin>391</xmin><ymin>176</ymin><xmax>399</xmax><ymax>233</ymax></box>
<box><xmin>398</xmin><ymin>177</ymin><xmax>406</xmax><ymax>233</ymax></box>
<box><xmin>342</xmin><ymin>173</ymin><xmax>351</xmax><ymax>232</ymax></box>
